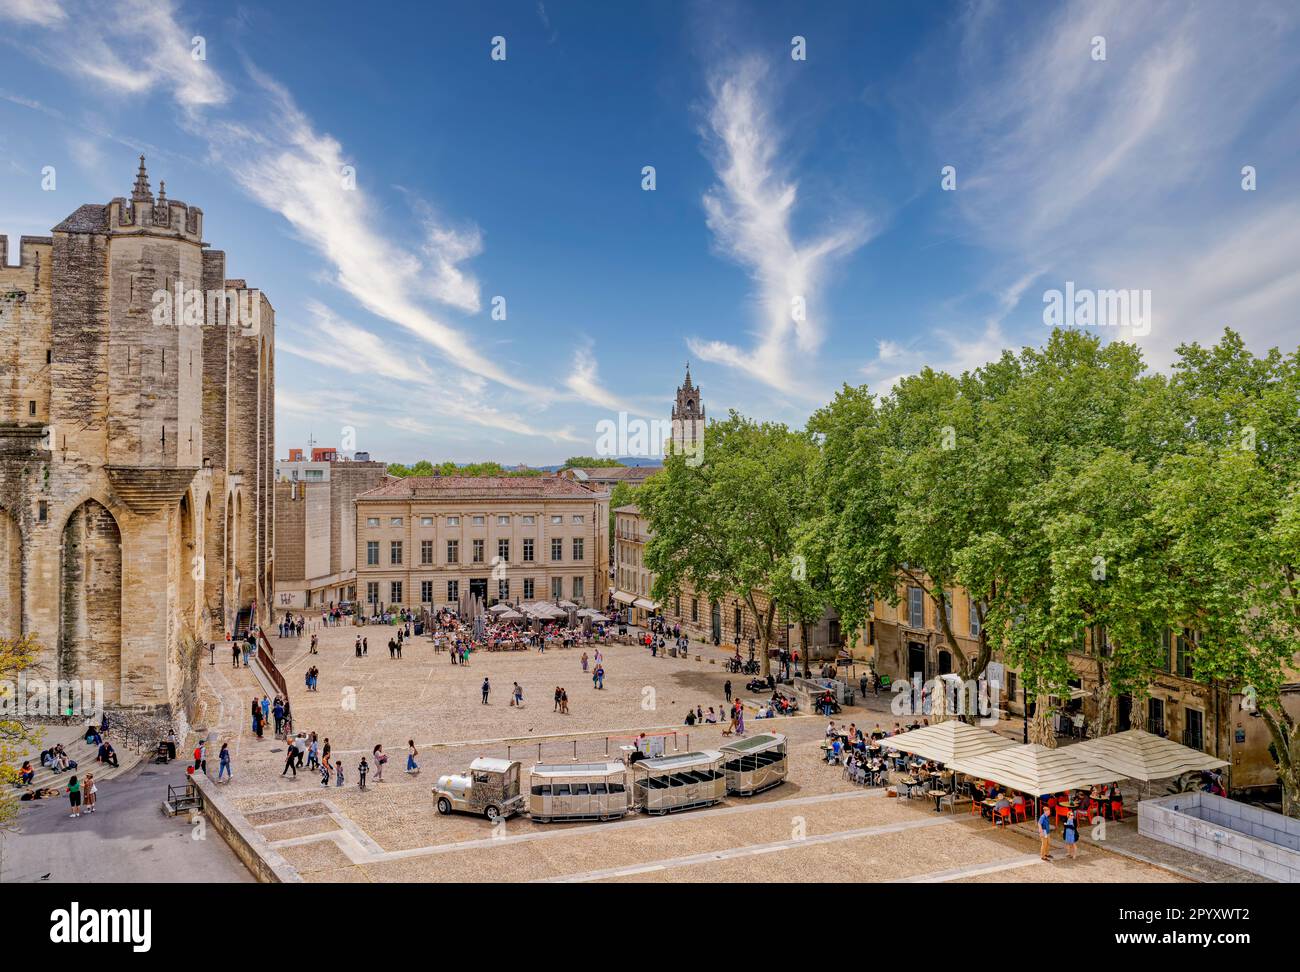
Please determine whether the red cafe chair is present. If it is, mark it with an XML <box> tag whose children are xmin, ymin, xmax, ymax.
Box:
<box><xmin>1111</xmin><ymin>800</ymin><xmax>1123</xmax><ymax>821</ymax></box>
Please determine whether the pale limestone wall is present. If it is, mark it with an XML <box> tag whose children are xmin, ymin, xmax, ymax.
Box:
<box><xmin>304</xmin><ymin>483</ymin><xmax>330</xmax><ymax>580</ymax></box>
<box><xmin>0</xmin><ymin>173</ymin><xmax>273</xmax><ymax>717</ymax></box>
<box><xmin>355</xmin><ymin>490</ymin><xmax>606</xmax><ymax>609</ymax></box>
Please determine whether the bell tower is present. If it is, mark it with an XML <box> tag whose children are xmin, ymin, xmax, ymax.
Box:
<box><xmin>670</xmin><ymin>363</ymin><xmax>705</xmax><ymax>457</ymax></box>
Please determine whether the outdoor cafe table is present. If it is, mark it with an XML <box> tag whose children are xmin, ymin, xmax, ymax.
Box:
<box><xmin>900</xmin><ymin>776</ymin><xmax>925</xmax><ymax>799</ymax></box>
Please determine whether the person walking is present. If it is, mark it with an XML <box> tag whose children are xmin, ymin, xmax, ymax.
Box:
<box><xmin>1038</xmin><ymin>804</ymin><xmax>1053</xmax><ymax>861</ymax></box>
<box><xmin>724</xmin><ymin>680</ymin><xmax>732</xmax><ymax>703</ymax></box>
<box><xmin>83</xmin><ymin>773</ymin><xmax>97</xmax><ymax>814</ymax></box>
<box><xmin>554</xmin><ymin>686</ymin><xmax>562</xmax><ymax>712</ymax></box>
<box><xmin>581</xmin><ymin>652</ymin><xmax>589</xmax><ymax>672</ymax></box>
<box><xmin>231</xmin><ymin>642</ymin><xmax>240</xmax><ymax>668</ymax></box>
<box><xmin>355</xmin><ymin>636</ymin><xmax>363</xmax><ymax>658</ymax></box>
<box><xmin>66</xmin><ymin>774</ymin><xmax>82</xmax><ymax>818</ymax></box>
<box><xmin>218</xmin><ymin>743</ymin><xmax>232</xmax><ymax>781</ymax></box>
<box><xmin>307</xmin><ymin>734</ymin><xmax>319</xmax><ymax>771</ymax></box>
<box><xmin>357</xmin><ymin>756</ymin><xmax>369</xmax><ymax>790</ymax></box>
<box><xmin>560</xmin><ymin>688</ymin><xmax>569</xmax><ymax>714</ymax></box>
<box><xmin>406</xmin><ymin>740</ymin><xmax>419</xmax><ymax>774</ymax></box>
<box><xmin>193</xmin><ymin>741</ymin><xmax>207</xmax><ymax>776</ymax></box>
<box><xmin>281</xmin><ymin>745</ymin><xmax>297</xmax><ymax>777</ymax></box>
<box><xmin>334</xmin><ymin>759</ymin><xmax>345</xmax><ymax>787</ymax></box>
<box><xmin>481</xmin><ymin>677</ymin><xmax>491</xmax><ymax>704</ymax></box>
<box><xmin>372</xmin><ymin>744</ymin><xmax>387</xmax><ymax>782</ymax></box>
<box><xmin>1063</xmin><ymin>808</ymin><xmax>1079</xmax><ymax>860</ymax></box>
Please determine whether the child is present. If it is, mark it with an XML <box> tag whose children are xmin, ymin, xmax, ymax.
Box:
<box><xmin>358</xmin><ymin>756</ymin><xmax>369</xmax><ymax>790</ymax></box>
<box><xmin>406</xmin><ymin>740</ymin><xmax>419</xmax><ymax>774</ymax></box>
<box><xmin>334</xmin><ymin>759</ymin><xmax>345</xmax><ymax>787</ymax></box>
<box><xmin>83</xmin><ymin>773</ymin><xmax>97</xmax><ymax>814</ymax></box>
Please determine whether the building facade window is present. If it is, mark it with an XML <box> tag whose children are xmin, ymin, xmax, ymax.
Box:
<box><xmin>573</xmin><ymin>576</ymin><xmax>584</xmax><ymax>600</ymax></box>
<box><xmin>420</xmin><ymin>539</ymin><xmax>433</xmax><ymax>565</ymax></box>
<box><xmin>498</xmin><ymin>579</ymin><xmax>509</xmax><ymax>599</ymax></box>
<box><xmin>366</xmin><ymin>541</ymin><xmax>379</xmax><ymax>566</ymax></box>
<box><xmin>420</xmin><ymin>580</ymin><xmax>433</xmax><ymax>604</ymax></box>
<box><xmin>551</xmin><ymin>538</ymin><xmax>563</xmax><ymax>561</ymax></box>
<box><xmin>367</xmin><ymin>517</ymin><xmax>380</xmax><ymax>527</ymax></box>
<box><xmin>572</xmin><ymin>538</ymin><xmax>584</xmax><ymax>561</ymax></box>
<box><xmin>908</xmin><ymin>586</ymin><xmax>924</xmax><ymax>629</ymax></box>
<box><xmin>551</xmin><ymin>577</ymin><xmax>563</xmax><ymax>600</ymax></box>
<box><xmin>551</xmin><ymin>515</ymin><xmax>563</xmax><ymax>525</ymax></box>
<box><xmin>390</xmin><ymin>517</ymin><xmax>403</xmax><ymax>527</ymax></box>
<box><xmin>472</xmin><ymin>515</ymin><xmax>485</xmax><ymax>526</ymax></box>
<box><xmin>498</xmin><ymin>538</ymin><xmax>510</xmax><ymax>562</ymax></box>
<box><xmin>522</xmin><ymin>515</ymin><xmax>535</xmax><ymax>525</ymax></box>
<box><xmin>968</xmin><ymin>597</ymin><xmax>981</xmax><ymax>638</ymax></box>
<box><xmin>420</xmin><ymin>516</ymin><xmax>434</xmax><ymax>526</ymax></box>
<box><xmin>366</xmin><ymin>581</ymin><xmax>378</xmax><ymax>604</ymax></box>
<box><xmin>447</xmin><ymin>579</ymin><xmax>459</xmax><ymax>602</ymax></box>
<box><xmin>472</xmin><ymin>538</ymin><xmax>485</xmax><ymax>563</ymax></box>
<box><xmin>572</xmin><ymin>514</ymin><xmax>584</xmax><ymax>524</ymax></box>
<box><xmin>390</xmin><ymin>540</ymin><xmax>403</xmax><ymax>566</ymax></box>
<box><xmin>691</xmin><ymin>598</ymin><xmax>698</xmax><ymax>622</ymax></box>
<box><xmin>390</xmin><ymin>580</ymin><xmax>403</xmax><ymax>604</ymax></box>
<box><xmin>523</xmin><ymin>538</ymin><xmax>534</xmax><ymax>562</ymax></box>
<box><xmin>446</xmin><ymin>539</ymin><xmax>459</xmax><ymax>564</ymax></box>
<box><xmin>447</xmin><ymin>516</ymin><xmax>460</xmax><ymax>526</ymax></box>
<box><xmin>523</xmin><ymin>578</ymin><xmax>534</xmax><ymax>600</ymax></box>
<box><xmin>497</xmin><ymin>515</ymin><xmax>510</xmax><ymax>526</ymax></box>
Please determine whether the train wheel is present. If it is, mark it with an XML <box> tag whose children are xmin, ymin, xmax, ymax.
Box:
<box><xmin>484</xmin><ymin>804</ymin><xmax>501</xmax><ymax>822</ymax></box>
<box><xmin>436</xmin><ymin>797</ymin><xmax>451</xmax><ymax>815</ymax></box>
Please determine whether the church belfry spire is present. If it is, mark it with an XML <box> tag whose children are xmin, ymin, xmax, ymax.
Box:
<box><xmin>670</xmin><ymin>363</ymin><xmax>705</xmax><ymax>458</ymax></box>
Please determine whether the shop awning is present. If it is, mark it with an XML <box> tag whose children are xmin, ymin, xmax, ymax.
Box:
<box><xmin>612</xmin><ymin>590</ymin><xmax>636</xmax><ymax>605</ymax></box>
<box><xmin>873</xmin><ymin>720</ymin><xmax>1016</xmax><ymax>765</ymax></box>
<box><xmin>634</xmin><ymin>597</ymin><xmax>658</xmax><ymax>610</ymax></box>
<box><xmin>1072</xmin><ymin>729</ymin><xmax>1228</xmax><ymax>783</ymax></box>
<box><xmin>948</xmin><ymin>743</ymin><xmax>1118</xmax><ymax>795</ymax></box>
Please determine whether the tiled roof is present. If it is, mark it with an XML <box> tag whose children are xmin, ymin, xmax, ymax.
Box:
<box><xmin>613</xmin><ymin>503</ymin><xmax>642</xmax><ymax>515</ymax></box>
<box><xmin>52</xmin><ymin>204</ymin><xmax>109</xmax><ymax>233</ymax></box>
<box><xmin>567</xmin><ymin>465</ymin><xmax>660</xmax><ymax>481</ymax></box>
<box><xmin>357</xmin><ymin>476</ymin><xmax>607</xmax><ymax>502</ymax></box>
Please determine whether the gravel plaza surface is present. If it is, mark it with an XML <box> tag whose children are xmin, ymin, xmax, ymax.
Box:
<box><xmin>194</xmin><ymin>622</ymin><xmax>1195</xmax><ymax>883</ymax></box>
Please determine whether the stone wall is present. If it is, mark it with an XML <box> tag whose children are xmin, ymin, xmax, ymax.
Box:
<box><xmin>0</xmin><ymin>166</ymin><xmax>274</xmax><ymax>719</ymax></box>
<box><xmin>1138</xmin><ymin>791</ymin><xmax>1300</xmax><ymax>883</ymax></box>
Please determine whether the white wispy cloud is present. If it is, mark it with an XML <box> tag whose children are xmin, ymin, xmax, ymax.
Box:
<box><xmin>0</xmin><ymin>0</ymin><xmax>67</xmax><ymax>26</ymax></box>
<box><xmin>3</xmin><ymin>0</ymin><xmax>633</xmax><ymax>429</ymax></box>
<box><xmin>564</xmin><ymin>345</ymin><xmax>635</xmax><ymax>413</ymax></box>
<box><xmin>691</xmin><ymin>55</ymin><xmax>870</xmax><ymax>396</ymax></box>
<box><xmin>935</xmin><ymin>0</ymin><xmax>1300</xmax><ymax>361</ymax></box>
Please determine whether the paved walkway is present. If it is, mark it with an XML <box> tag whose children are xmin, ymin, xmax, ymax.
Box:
<box><xmin>2</xmin><ymin>760</ymin><xmax>253</xmax><ymax>884</ymax></box>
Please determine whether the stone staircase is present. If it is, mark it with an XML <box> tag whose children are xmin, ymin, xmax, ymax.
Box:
<box><xmin>13</xmin><ymin>722</ymin><xmax>143</xmax><ymax>792</ymax></box>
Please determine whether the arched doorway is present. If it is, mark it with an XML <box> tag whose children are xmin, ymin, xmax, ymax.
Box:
<box><xmin>59</xmin><ymin>499</ymin><xmax>122</xmax><ymax>701</ymax></box>
<box><xmin>0</xmin><ymin>506</ymin><xmax>21</xmax><ymax>639</ymax></box>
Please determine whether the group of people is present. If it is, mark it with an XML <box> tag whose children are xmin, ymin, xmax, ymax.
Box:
<box><xmin>250</xmin><ymin>694</ymin><xmax>291</xmax><ymax>739</ymax></box>
<box><xmin>684</xmin><ymin>697</ymin><xmax>747</xmax><ymax>735</ymax></box>
<box><xmin>278</xmin><ymin>613</ymin><xmax>306</xmax><ymax>639</ymax></box>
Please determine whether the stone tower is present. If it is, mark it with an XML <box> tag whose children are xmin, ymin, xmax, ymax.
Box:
<box><xmin>670</xmin><ymin>363</ymin><xmax>705</xmax><ymax>458</ymax></box>
<box><xmin>0</xmin><ymin>157</ymin><xmax>275</xmax><ymax>720</ymax></box>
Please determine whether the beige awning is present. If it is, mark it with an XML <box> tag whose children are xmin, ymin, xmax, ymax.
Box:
<box><xmin>612</xmin><ymin>590</ymin><xmax>636</xmax><ymax>605</ymax></box>
<box><xmin>949</xmin><ymin>743</ymin><xmax>1118</xmax><ymax>795</ymax></box>
<box><xmin>634</xmin><ymin>597</ymin><xmax>657</xmax><ymax>610</ymax></box>
<box><xmin>1072</xmin><ymin>729</ymin><xmax>1228</xmax><ymax>783</ymax></box>
<box><xmin>873</xmin><ymin>720</ymin><xmax>1016</xmax><ymax>765</ymax></box>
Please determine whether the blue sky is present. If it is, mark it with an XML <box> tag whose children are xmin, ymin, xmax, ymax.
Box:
<box><xmin>2</xmin><ymin>0</ymin><xmax>1298</xmax><ymax>464</ymax></box>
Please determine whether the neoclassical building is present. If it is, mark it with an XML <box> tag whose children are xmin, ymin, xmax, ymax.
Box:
<box><xmin>0</xmin><ymin>157</ymin><xmax>275</xmax><ymax>717</ymax></box>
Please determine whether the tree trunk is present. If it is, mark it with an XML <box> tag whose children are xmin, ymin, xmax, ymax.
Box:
<box><xmin>1028</xmin><ymin>693</ymin><xmax>1057</xmax><ymax>748</ymax></box>
<box><xmin>1262</xmin><ymin>707</ymin><xmax>1300</xmax><ymax>819</ymax></box>
<box><xmin>799</xmin><ymin>620</ymin><xmax>811</xmax><ymax>679</ymax></box>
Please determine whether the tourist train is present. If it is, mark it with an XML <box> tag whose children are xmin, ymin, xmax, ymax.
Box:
<box><xmin>432</xmin><ymin>733</ymin><xmax>787</xmax><ymax>823</ymax></box>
